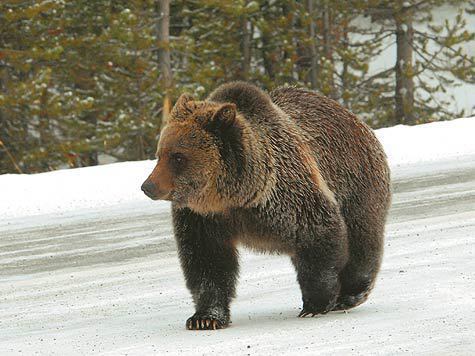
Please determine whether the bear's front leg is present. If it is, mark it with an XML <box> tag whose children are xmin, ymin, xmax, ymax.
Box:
<box><xmin>292</xmin><ymin>211</ymin><xmax>348</xmax><ymax>317</ymax></box>
<box><xmin>172</xmin><ymin>207</ymin><xmax>239</xmax><ymax>330</ymax></box>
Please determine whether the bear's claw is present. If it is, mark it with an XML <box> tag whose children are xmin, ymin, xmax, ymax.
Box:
<box><xmin>298</xmin><ymin>310</ymin><xmax>314</xmax><ymax>317</ymax></box>
<box><xmin>186</xmin><ymin>316</ymin><xmax>225</xmax><ymax>330</ymax></box>
<box><xmin>298</xmin><ymin>303</ymin><xmax>334</xmax><ymax>317</ymax></box>
<box><xmin>298</xmin><ymin>310</ymin><xmax>328</xmax><ymax>318</ymax></box>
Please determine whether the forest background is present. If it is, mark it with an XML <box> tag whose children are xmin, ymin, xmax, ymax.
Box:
<box><xmin>0</xmin><ymin>0</ymin><xmax>473</xmax><ymax>174</ymax></box>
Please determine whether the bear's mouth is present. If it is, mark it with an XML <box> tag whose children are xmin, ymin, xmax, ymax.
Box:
<box><xmin>158</xmin><ymin>191</ymin><xmax>173</xmax><ymax>201</ymax></box>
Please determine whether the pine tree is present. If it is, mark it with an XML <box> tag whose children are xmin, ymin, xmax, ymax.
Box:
<box><xmin>366</xmin><ymin>0</ymin><xmax>474</xmax><ymax>125</ymax></box>
<box><xmin>0</xmin><ymin>0</ymin><xmax>162</xmax><ymax>173</ymax></box>
<box><xmin>1</xmin><ymin>0</ymin><xmax>474</xmax><ymax>174</ymax></box>
<box><xmin>295</xmin><ymin>0</ymin><xmax>394</xmax><ymax>124</ymax></box>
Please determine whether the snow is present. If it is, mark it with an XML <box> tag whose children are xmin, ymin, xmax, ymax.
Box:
<box><xmin>1</xmin><ymin>116</ymin><xmax>474</xmax><ymax>220</ymax></box>
<box><xmin>1</xmin><ymin>117</ymin><xmax>475</xmax><ymax>355</ymax></box>
<box><xmin>0</xmin><ymin>160</ymin><xmax>163</xmax><ymax>220</ymax></box>
<box><xmin>375</xmin><ymin>116</ymin><xmax>475</xmax><ymax>166</ymax></box>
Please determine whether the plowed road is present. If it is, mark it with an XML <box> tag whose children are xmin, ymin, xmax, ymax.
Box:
<box><xmin>1</xmin><ymin>157</ymin><xmax>474</xmax><ymax>355</ymax></box>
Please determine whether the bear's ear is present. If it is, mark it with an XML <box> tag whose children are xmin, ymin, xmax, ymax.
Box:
<box><xmin>204</xmin><ymin>103</ymin><xmax>237</xmax><ymax>132</ymax></box>
<box><xmin>171</xmin><ymin>93</ymin><xmax>194</xmax><ymax>117</ymax></box>
<box><xmin>204</xmin><ymin>103</ymin><xmax>243</xmax><ymax>157</ymax></box>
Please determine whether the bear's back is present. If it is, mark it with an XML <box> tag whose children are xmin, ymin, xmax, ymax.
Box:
<box><xmin>270</xmin><ymin>85</ymin><xmax>390</xmax><ymax>204</ymax></box>
<box><xmin>209</xmin><ymin>82</ymin><xmax>390</xmax><ymax>206</ymax></box>
<box><xmin>269</xmin><ymin>85</ymin><xmax>362</xmax><ymax>140</ymax></box>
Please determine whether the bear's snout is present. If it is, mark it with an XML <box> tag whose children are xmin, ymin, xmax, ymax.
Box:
<box><xmin>141</xmin><ymin>178</ymin><xmax>172</xmax><ymax>201</ymax></box>
<box><xmin>141</xmin><ymin>180</ymin><xmax>158</xmax><ymax>200</ymax></box>
<box><xmin>141</xmin><ymin>159</ymin><xmax>175</xmax><ymax>201</ymax></box>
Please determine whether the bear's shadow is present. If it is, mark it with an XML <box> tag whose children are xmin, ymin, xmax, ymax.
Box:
<box><xmin>228</xmin><ymin>307</ymin><xmax>364</xmax><ymax>330</ymax></box>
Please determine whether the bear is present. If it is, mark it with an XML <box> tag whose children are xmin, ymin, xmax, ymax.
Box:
<box><xmin>141</xmin><ymin>81</ymin><xmax>391</xmax><ymax>330</ymax></box>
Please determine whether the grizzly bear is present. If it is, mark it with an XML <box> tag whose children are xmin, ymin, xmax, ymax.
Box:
<box><xmin>141</xmin><ymin>82</ymin><xmax>391</xmax><ymax>330</ymax></box>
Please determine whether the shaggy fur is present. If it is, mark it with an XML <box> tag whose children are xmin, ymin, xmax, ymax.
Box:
<box><xmin>141</xmin><ymin>82</ymin><xmax>391</xmax><ymax>330</ymax></box>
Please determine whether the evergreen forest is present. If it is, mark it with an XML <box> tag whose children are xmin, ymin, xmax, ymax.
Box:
<box><xmin>0</xmin><ymin>0</ymin><xmax>473</xmax><ymax>173</ymax></box>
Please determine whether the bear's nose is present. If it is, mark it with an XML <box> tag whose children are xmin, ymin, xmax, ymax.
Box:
<box><xmin>141</xmin><ymin>181</ymin><xmax>156</xmax><ymax>199</ymax></box>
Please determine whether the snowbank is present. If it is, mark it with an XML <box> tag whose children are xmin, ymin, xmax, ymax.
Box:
<box><xmin>0</xmin><ymin>160</ymin><xmax>166</xmax><ymax>220</ymax></box>
<box><xmin>375</xmin><ymin>117</ymin><xmax>475</xmax><ymax>166</ymax></box>
<box><xmin>1</xmin><ymin>117</ymin><xmax>474</xmax><ymax>220</ymax></box>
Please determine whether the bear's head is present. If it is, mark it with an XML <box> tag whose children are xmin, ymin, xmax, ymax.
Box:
<box><xmin>141</xmin><ymin>93</ymin><xmax>248</xmax><ymax>214</ymax></box>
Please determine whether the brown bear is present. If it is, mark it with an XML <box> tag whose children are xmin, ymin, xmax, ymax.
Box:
<box><xmin>141</xmin><ymin>81</ymin><xmax>391</xmax><ymax>330</ymax></box>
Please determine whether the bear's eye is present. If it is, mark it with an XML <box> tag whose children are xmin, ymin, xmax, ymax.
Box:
<box><xmin>170</xmin><ymin>152</ymin><xmax>187</xmax><ymax>168</ymax></box>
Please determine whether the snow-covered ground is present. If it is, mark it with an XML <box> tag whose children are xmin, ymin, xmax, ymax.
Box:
<box><xmin>1</xmin><ymin>117</ymin><xmax>474</xmax><ymax>221</ymax></box>
<box><xmin>1</xmin><ymin>117</ymin><xmax>475</xmax><ymax>355</ymax></box>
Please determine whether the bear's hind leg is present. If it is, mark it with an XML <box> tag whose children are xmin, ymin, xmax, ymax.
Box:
<box><xmin>333</xmin><ymin>273</ymin><xmax>374</xmax><ymax>311</ymax></box>
<box><xmin>292</xmin><ymin>252</ymin><xmax>340</xmax><ymax>316</ymax></box>
<box><xmin>333</xmin><ymin>223</ymin><xmax>385</xmax><ymax>311</ymax></box>
<box><xmin>292</xmin><ymin>216</ymin><xmax>348</xmax><ymax>317</ymax></box>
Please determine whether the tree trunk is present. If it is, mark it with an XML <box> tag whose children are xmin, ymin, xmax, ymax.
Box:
<box><xmin>394</xmin><ymin>2</ymin><xmax>415</xmax><ymax>125</ymax></box>
<box><xmin>261</xmin><ymin>33</ymin><xmax>275</xmax><ymax>80</ymax></box>
<box><xmin>322</xmin><ymin>0</ymin><xmax>336</xmax><ymax>98</ymax></box>
<box><xmin>281</xmin><ymin>2</ymin><xmax>297</xmax><ymax>82</ymax></box>
<box><xmin>341</xmin><ymin>21</ymin><xmax>350</xmax><ymax>107</ymax></box>
<box><xmin>38</xmin><ymin>82</ymin><xmax>53</xmax><ymax>170</ymax></box>
<box><xmin>307</xmin><ymin>0</ymin><xmax>318</xmax><ymax>89</ymax></box>
<box><xmin>80</xmin><ymin>151</ymin><xmax>98</xmax><ymax>167</ymax></box>
<box><xmin>240</xmin><ymin>10</ymin><xmax>251</xmax><ymax>81</ymax></box>
<box><xmin>260</xmin><ymin>0</ymin><xmax>275</xmax><ymax>81</ymax></box>
<box><xmin>0</xmin><ymin>68</ymin><xmax>23</xmax><ymax>173</ymax></box>
<box><xmin>0</xmin><ymin>67</ymin><xmax>6</xmax><ymax>153</ymax></box>
<box><xmin>156</xmin><ymin>0</ymin><xmax>173</xmax><ymax>130</ymax></box>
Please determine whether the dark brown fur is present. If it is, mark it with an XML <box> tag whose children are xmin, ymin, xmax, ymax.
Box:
<box><xmin>141</xmin><ymin>82</ymin><xmax>391</xmax><ymax>330</ymax></box>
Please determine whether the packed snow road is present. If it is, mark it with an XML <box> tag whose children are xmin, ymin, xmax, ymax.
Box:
<box><xmin>1</xmin><ymin>156</ymin><xmax>474</xmax><ymax>355</ymax></box>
